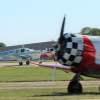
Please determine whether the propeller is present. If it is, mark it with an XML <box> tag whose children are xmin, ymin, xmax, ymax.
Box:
<box><xmin>59</xmin><ymin>15</ymin><xmax>66</xmax><ymax>44</ymax></box>
<box><xmin>52</xmin><ymin>15</ymin><xmax>66</xmax><ymax>81</ymax></box>
<box><xmin>52</xmin><ymin>55</ymin><xmax>57</xmax><ymax>81</ymax></box>
<box><xmin>39</xmin><ymin>45</ymin><xmax>42</xmax><ymax>64</ymax></box>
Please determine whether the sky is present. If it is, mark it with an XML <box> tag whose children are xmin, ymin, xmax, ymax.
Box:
<box><xmin>0</xmin><ymin>0</ymin><xmax>100</xmax><ymax>46</ymax></box>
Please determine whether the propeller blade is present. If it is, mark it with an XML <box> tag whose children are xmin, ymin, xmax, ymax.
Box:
<box><xmin>39</xmin><ymin>45</ymin><xmax>42</xmax><ymax>63</ymax></box>
<box><xmin>52</xmin><ymin>56</ymin><xmax>57</xmax><ymax>81</ymax></box>
<box><xmin>52</xmin><ymin>15</ymin><xmax>66</xmax><ymax>81</ymax></box>
<box><xmin>59</xmin><ymin>15</ymin><xmax>66</xmax><ymax>44</ymax></box>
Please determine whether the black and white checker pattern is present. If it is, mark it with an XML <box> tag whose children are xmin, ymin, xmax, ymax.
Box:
<box><xmin>57</xmin><ymin>33</ymin><xmax>84</xmax><ymax>67</ymax></box>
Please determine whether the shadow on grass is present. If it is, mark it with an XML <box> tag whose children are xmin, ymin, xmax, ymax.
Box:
<box><xmin>5</xmin><ymin>65</ymin><xmax>19</xmax><ymax>67</ymax></box>
<box><xmin>33</xmin><ymin>92</ymin><xmax>100</xmax><ymax>97</ymax></box>
<box><xmin>4</xmin><ymin>64</ymin><xmax>29</xmax><ymax>67</ymax></box>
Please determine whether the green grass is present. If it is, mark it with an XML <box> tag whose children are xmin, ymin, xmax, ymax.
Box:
<box><xmin>0</xmin><ymin>65</ymin><xmax>99</xmax><ymax>99</ymax></box>
<box><xmin>0</xmin><ymin>87</ymin><xmax>100</xmax><ymax>99</ymax></box>
<box><xmin>0</xmin><ymin>66</ymin><xmax>98</xmax><ymax>82</ymax></box>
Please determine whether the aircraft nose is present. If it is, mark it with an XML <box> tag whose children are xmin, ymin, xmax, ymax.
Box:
<box><xmin>54</xmin><ymin>33</ymin><xmax>84</xmax><ymax>67</ymax></box>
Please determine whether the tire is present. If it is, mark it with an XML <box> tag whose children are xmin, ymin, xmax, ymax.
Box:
<box><xmin>39</xmin><ymin>61</ymin><xmax>42</xmax><ymax>64</ymax></box>
<box><xmin>68</xmin><ymin>81</ymin><xmax>82</xmax><ymax>93</ymax></box>
<box><xmin>19</xmin><ymin>62</ymin><xmax>23</xmax><ymax>65</ymax></box>
<box><xmin>26</xmin><ymin>61</ymin><xmax>30</xmax><ymax>65</ymax></box>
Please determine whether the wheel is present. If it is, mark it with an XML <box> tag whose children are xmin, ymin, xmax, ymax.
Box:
<box><xmin>39</xmin><ymin>61</ymin><xmax>42</xmax><ymax>64</ymax></box>
<box><xmin>68</xmin><ymin>81</ymin><xmax>82</xmax><ymax>93</ymax></box>
<box><xmin>26</xmin><ymin>61</ymin><xmax>30</xmax><ymax>65</ymax></box>
<box><xmin>19</xmin><ymin>62</ymin><xmax>23</xmax><ymax>65</ymax></box>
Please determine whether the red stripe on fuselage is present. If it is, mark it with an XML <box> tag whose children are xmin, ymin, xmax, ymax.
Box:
<box><xmin>82</xmin><ymin>35</ymin><xmax>95</xmax><ymax>51</ymax></box>
<box><xmin>78</xmin><ymin>35</ymin><xmax>96</xmax><ymax>68</ymax></box>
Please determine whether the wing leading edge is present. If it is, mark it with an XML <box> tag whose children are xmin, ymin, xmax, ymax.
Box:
<box><xmin>31</xmin><ymin>63</ymin><xmax>87</xmax><ymax>73</ymax></box>
<box><xmin>31</xmin><ymin>63</ymin><xmax>72</xmax><ymax>71</ymax></box>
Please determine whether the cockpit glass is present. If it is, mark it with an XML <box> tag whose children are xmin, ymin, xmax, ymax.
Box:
<box><xmin>21</xmin><ymin>49</ymin><xmax>25</xmax><ymax>52</ymax></box>
<box><xmin>9</xmin><ymin>50</ymin><xmax>14</xmax><ymax>54</ymax></box>
<box><xmin>50</xmin><ymin>48</ymin><xmax>53</xmax><ymax>51</ymax></box>
<box><xmin>27</xmin><ymin>49</ymin><xmax>30</xmax><ymax>51</ymax></box>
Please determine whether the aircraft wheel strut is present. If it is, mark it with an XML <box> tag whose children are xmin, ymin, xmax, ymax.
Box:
<box><xmin>68</xmin><ymin>81</ymin><xmax>82</xmax><ymax>93</ymax></box>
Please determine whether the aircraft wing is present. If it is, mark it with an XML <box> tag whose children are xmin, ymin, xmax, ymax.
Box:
<box><xmin>19</xmin><ymin>55</ymin><xmax>31</xmax><ymax>59</ymax></box>
<box><xmin>40</xmin><ymin>51</ymin><xmax>55</xmax><ymax>59</ymax></box>
<box><xmin>31</xmin><ymin>63</ymin><xmax>72</xmax><ymax>72</ymax></box>
<box><xmin>31</xmin><ymin>63</ymin><xmax>87</xmax><ymax>73</ymax></box>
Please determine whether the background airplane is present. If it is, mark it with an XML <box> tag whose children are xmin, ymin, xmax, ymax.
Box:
<box><xmin>33</xmin><ymin>16</ymin><xmax>100</xmax><ymax>93</ymax></box>
<box><xmin>0</xmin><ymin>47</ymin><xmax>40</xmax><ymax>65</ymax></box>
<box><xmin>40</xmin><ymin>48</ymin><xmax>55</xmax><ymax>60</ymax></box>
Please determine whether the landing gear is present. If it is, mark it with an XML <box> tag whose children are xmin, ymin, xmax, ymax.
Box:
<box><xmin>68</xmin><ymin>73</ymin><xmax>82</xmax><ymax>93</ymax></box>
<box><xmin>68</xmin><ymin>81</ymin><xmax>82</xmax><ymax>93</ymax></box>
<box><xmin>19</xmin><ymin>62</ymin><xmax>23</xmax><ymax>65</ymax></box>
<box><xmin>26</xmin><ymin>61</ymin><xmax>30</xmax><ymax>65</ymax></box>
<box><xmin>39</xmin><ymin>61</ymin><xmax>42</xmax><ymax>64</ymax></box>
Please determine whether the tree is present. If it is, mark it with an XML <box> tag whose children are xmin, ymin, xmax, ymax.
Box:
<box><xmin>80</xmin><ymin>27</ymin><xmax>91</xmax><ymax>35</ymax></box>
<box><xmin>90</xmin><ymin>28</ymin><xmax>100</xmax><ymax>36</ymax></box>
<box><xmin>80</xmin><ymin>27</ymin><xmax>100</xmax><ymax>36</ymax></box>
<box><xmin>0</xmin><ymin>43</ymin><xmax>6</xmax><ymax>47</ymax></box>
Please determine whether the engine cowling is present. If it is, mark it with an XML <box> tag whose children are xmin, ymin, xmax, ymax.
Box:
<box><xmin>54</xmin><ymin>33</ymin><xmax>84</xmax><ymax>67</ymax></box>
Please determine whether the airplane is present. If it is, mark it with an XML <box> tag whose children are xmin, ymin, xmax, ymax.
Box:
<box><xmin>40</xmin><ymin>48</ymin><xmax>55</xmax><ymax>60</ymax></box>
<box><xmin>0</xmin><ymin>47</ymin><xmax>41</xmax><ymax>65</ymax></box>
<box><xmin>33</xmin><ymin>15</ymin><xmax>100</xmax><ymax>93</ymax></box>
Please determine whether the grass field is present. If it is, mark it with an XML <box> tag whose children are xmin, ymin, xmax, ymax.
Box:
<box><xmin>0</xmin><ymin>66</ymin><xmax>98</xmax><ymax>82</ymax></box>
<box><xmin>0</xmin><ymin>65</ymin><xmax>100</xmax><ymax>99</ymax></box>
<box><xmin>0</xmin><ymin>87</ymin><xmax>100</xmax><ymax>99</ymax></box>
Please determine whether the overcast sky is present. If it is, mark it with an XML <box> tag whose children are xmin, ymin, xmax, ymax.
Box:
<box><xmin>0</xmin><ymin>0</ymin><xmax>100</xmax><ymax>46</ymax></box>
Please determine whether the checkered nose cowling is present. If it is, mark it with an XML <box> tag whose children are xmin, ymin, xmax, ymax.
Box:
<box><xmin>55</xmin><ymin>33</ymin><xmax>84</xmax><ymax>67</ymax></box>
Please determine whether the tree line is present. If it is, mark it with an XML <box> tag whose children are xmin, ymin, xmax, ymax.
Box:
<box><xmin>80</xmin><ymin>27</ymin><xmax>100</xmax><ymax>36</ymax></box>
<box><xmin>0</xmin><ymin>43</ymin><xmax>6</xmax><ymax>47</ymax></box>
